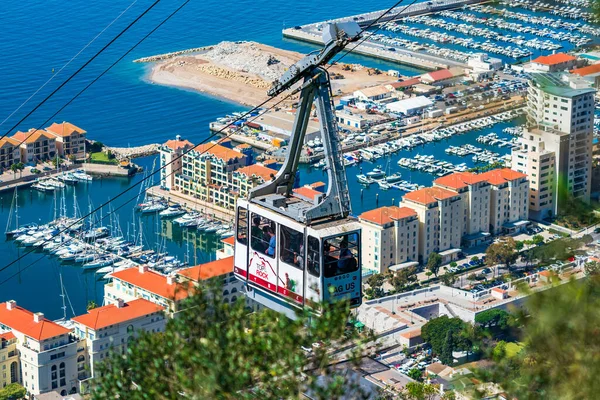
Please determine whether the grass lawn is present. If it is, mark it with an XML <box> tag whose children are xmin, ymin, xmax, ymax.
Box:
<box><xmin>505</xmin><ymin>342</ymin><xmax>524</xmax><ymax>358</ymax></box>
<box><xmin>90</xmin><ymin>152</ymin><xmax>117</xmax><ymax>164</ymax></box>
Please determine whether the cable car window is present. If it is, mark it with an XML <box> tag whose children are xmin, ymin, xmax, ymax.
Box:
<box><xmin>279</xmin><ymin>226</ymin><xmax>304</xmax><ymax>270</ymax></box>
<box><xmin>323</xmin><ymin>233</ymin><xmax>359</xmax><ymax>278</ymax></box>
<box><xmin>250</xmin><ymin>214</ymin><xmax>276</xmax><ymax>258</ymax></box>
<box><xmin>307</xmin><ymin>236</ymin><xmax>320</xmax><ymax>277</ymax></box>
<box><xmin>236</xmin><ymin>207</ymin><xmax>248</xmax><ymax>245</ymax></box>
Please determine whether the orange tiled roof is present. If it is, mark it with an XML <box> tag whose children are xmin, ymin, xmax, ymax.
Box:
<box><xmin>222</xmin><ymin>236</ymin><xmax>235</xmax><ymax>246</ymax></box>
<box><xmin>479</xmin><ymin>168</ymin><xmax>527</xmax><ymax>186</ymax></box>
<box><xmin>423</xmin><ymin>69</ymin><xmax>453</xmax><ymax>82</ymax></box>
<box><xmin>293</xmin><ymin>186</ymin><xmax>322</xmax><ymax>201</ymax></box>
<box><xmin>0</xmin><ymin>302</ymin><xmax>70</xmax><ymax>341</ymax></box>
<box><xmin>177</xmin><ymin>256</ymin><xmax>234</xmax><ymax>282</ymax></box>
<box><xmin>46</xmin><ymin>122</ymin><xmax>87</xmax><ymax>137</ymax></box>
<box><xmin>400</xmin><ymin>329</ymin><xmax>421</xmax><ymax>339</ymax></box>
<box><xmin>236</xmin><ymin>164</ymin><xmax>277</xmax><ymax>181</ymax></box>
<box><xmin>359</xmin><ymin>206</ymin><xmax>417</xmax><ymax>226</ymax></box>
<box><xmin>532</xmin><ymin>53</ymin><xmax>576</xmax><ymax>66</ymax></box>
<box><xmin>111</xmin><ymin>268</ymin><xmax>190</xmax><ymax>301</ymax></box>
<box><xmin>310</xmin><ymin>181</ymin><xmax>326</xmax><ymax>188</ymax></box>
<box><xmin>196</xmin><ymin>142</ymin><xmax>243</xmax><ymax>162</ymax></box>
<box><xmin>72</xmin><ymin>299</ymin><xmax>163</xmax><ymax>330</ymax></box>
<box><xmin>12</xmin><ymin>129</ymin><xmax>55</xmax><ymax>145</ymax></box>
<box><xmin>0</xmin><ymin>137</ymin><xmax>21</xmax><ymax>148</ymax></box>
<box><xmin>164</xmin><ymin>138</ymin><xmax>193</xmax><ymax>151</ymax></box>
<box><xmin>434</xmin><ymin>172</ymin><xmax>487</xmax><ymax>190</ymax></box>
<box><xmin>491</xmin><ymin>287</ymin><xmax>507</xmax><ymax>293</ymax></box>
<box><xmin>403</xmin><ymin>187</ymin><xmax>457</xmax><ymax>205</ymax></box>
<box><xmin>571</xmin><ymin>63</ymin><xmax>600</xmax><ymax>77</ymax></box>
<box><xmin>0</xmin><ymin>331</ymin><xmax>15</xmax><ymax>341</ymax></box>
<box><xmin>389</xmin><ymin>78</ymin><xmax>421</xmax><ymax>88</ymax></box>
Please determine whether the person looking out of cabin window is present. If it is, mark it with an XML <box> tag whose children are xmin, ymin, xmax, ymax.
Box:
<box><xmin>265</xmin><ymin>226</ymin><xmax>276</xmax><ymax>257</ymax></box>
<box><xmin>323</xmin><ymin>242</ymin><xmax>338</xmax><ymax>278</ymax></box>
<box><xmin>337</xmin><ymin>239</ymin><xmax>357</xmax><ymax>274</ymax></box>
<box><xmin>251</xmin><ymin>216</ymin><xmax>265</xmax><ymax>252</ymax></box>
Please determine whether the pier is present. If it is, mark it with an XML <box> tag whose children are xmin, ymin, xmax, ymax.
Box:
<box><xmin>283</xmin><ymin>0</ymin><xmax>484</xmax><ymax>69</ymax></box>
<box><xmin>146</xmin><ymin>186</ymin><xmax>235</xmax><ymax>223</ymax></box>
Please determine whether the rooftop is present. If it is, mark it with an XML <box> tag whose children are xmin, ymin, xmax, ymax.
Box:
<box><xmin>164</xmin><ymin>137</ymin><xmax>194</xmax><ymax>151</ymax></box>
<box><xmin>530</xmin><ymin>73</ymin><xmax>595</xmax><ymax>97</ymax></box>
<box><xmin>0</xmin><ymin>137</ymin><xmax>21</xmax><ymax>148</ymax></box>
<box><xmin>194</xmin><ymin>142</ymin><xmax>244</xmax><ymax>162</ymax></box>
<box><xmin>403</xmin><ymin>187</ymin><xmax>457</xmax><ymax>205</ymax></box>
<box><xmin>111</xmin><ymin>267</ymin><xmax>190</xmax><ymax>301</ymax></box>
<box><xmin>293</xmin><ymin>186</ymin><xmax>322</xmax><ymax>201</ymax></box>
<box><xmin>45</xmin><ymin>122</ymin><xmax>87</xmax><ymax>137</ymax></box>
<box><xmin>0</xmin><ymin>301</ymin><xmax>71</xmax><ymax>341</ymax></box>
<box><xmin>570</xmin><ymin>63</ymin><xmax>600</xmax><ymax>77</ymax></box>
<box><xmin>72</xmin><ymin>299</ymin><xmax>164</xmax><ymax>330</ymax></box>
<box><xmin>531</xmin><ymin>53</ymin><xmax>576</xmax><ymax>66</ymax></box>
<box><xmin>222</xmin><ymin>236</ymin><xmax>235</xmax><ymax>246</ymax></box>
<box><xmin>355</xmin><ymin>85</ymin><xmax>391</xmax><ymax>98</ymax></box>
<box><xmin>235</xmin><ymin>164</ymin><xmax>277</xmax><ymax>181</ymax></box>
<box><xmin>478</xmin><ymin>168</ymin><xmax>527</xmax><ymax>186</ymax></box>
<box><xmin>359</xmin><ymin>206</ymin><xmax>417</xmax><ymax>226</ymax></box>
<box><xmin>433</xmin><ymin>172</ymin><xmax>487</xmax><ymax>190</ymax></box>
<box><xmin>388</xmin><ymin>78</ymin><xmax>420</xmax><ymax>88</ymax></box>
<box><xmin>423</xmin><ymin>68</ymin><xmax>454</xmax><ymax>82</ymax></box>
<box><xmin>12</xmin><ymin>129</ymin><xmax>55</xmax><ymax>144</ymax></box>
<box><xmin>177</xmin><ymin>256</ymin><xmax>234</xmax><ymax>282</ymax></box>
<box><xmin>0</xmin><ymin>331</ymin><xmax>15</xmax><ymax>341</ymax></box>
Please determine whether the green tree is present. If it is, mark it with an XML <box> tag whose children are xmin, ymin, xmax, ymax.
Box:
<box><xmin>421</xmin><ymin>316</ymin><xmax>465</xmax><ymax>356</ymax></box>
<box><xmin>52</xmin><ymin>155</ymin><xmax>63</xmax><ymax>168</ymax></box>
<box><xmin>366</xmin><ymin>273</ymin><xmax>385</xmax><ymax>297</ymax></box>
<box><xmin>474</xmin><ymin>309</ymin><xmax>511</xmax><ymax>331</ymax></box>
<box><xmin>449</xmin><ymin>261</ymin><xmax>457</xmax><ymax>269</ymax></box>
<box><xmin>440</xmin><ymin>330</ymin><xmax>454</xmax><ymax>366</ymax></box>
<box><xmin>9</xmin><ymin>163</ymin><xmax>18</xmax><ymax>179</ymax></box>
<box><xmin>476</xmin><ymin>279</ymin><xmax>600</xmax><ymax>399</ymax></box>
<box><xmin>584</xmin><ymin>261</ymin><xmax>600</xmax><ymax>276</ymax></box>
<box><xmin>440</xmin><ymin>272</ymin><xmax>457</xmax><ymax>287</ymax></box>
<box><xmin>581</xmin><ymin>234</ymin><xmax>594</xmax><ymax>245</ymax></box>
<box><xmin>407</xmin><ymin>368</ymin><xmax>423</xmax><ymax>381</ymax></box>
<box><xmin>531</xmin><ymin>235</ymin><xmax>545</xmax><ymax>246</ymax></box>
<box><xmin>87</xmin><ymin>300</ymin><xmax>98</xmax><ymax>311</ymax></box>
<box><xmin>15</xmin><ymin>163</ymin><xmax>24</xmax><ymax>178</ymax></box>
<box><xmin>390</xmin><ymin>266</ymin><xmax>417</xmax><ymax>293</ymax></box>
<box><xmin>92</xmin><ymin>287</ymin><xmax>370</xmax><ymax>399</ymax></box>
<box><xmin>470</xmin><ymin>256</ymin><xmax>479</xmax><ymax>263</ymax></box>
<box><xmin>515</xmin><ymin>241</ymin><xmax>524</xmax><ymax>251</ymax></box>
<box><xmin>427</xmin><ymin>252</ymin><xmax>442</xmax><ymax>277</ymax></box>
<box><xmin>491</xmin><ymin>340</ymin><xmax>507</xmax><ymax>362</ymax></box>
<box><xmin>403</xmin><ymin>382</ymin><xmax>439</xmax><ymax>400</ymax></box>
<box><xmin>486</xmin><ymin>237</ymin><xmax>518</xmax><ymax>270</ymax></box>
<box><xmin>0</xmin><ymin>383</ymin><xmax>26</xmax><ymax>400</ymax></box>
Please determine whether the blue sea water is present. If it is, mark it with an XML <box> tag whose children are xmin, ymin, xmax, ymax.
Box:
<box><xmin>0</xmin><ymin>0</ymin><xmax>426</xmax><ymax>318</ymax></box>
<box><xmin>0</xmin><ymin>0</ymin><xmax>570</xmax><ymax>317</ymax></box>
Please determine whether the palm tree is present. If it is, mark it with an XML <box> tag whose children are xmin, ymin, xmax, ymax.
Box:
<box><xmin>10</xmin><ymin>163</ymin><xmax>18</xmax><ymax>179</ymax></box>
<box><xmin>16</xmin><ymin>163</ymin><xmax>25</xmax><ymax>178</ymax></box>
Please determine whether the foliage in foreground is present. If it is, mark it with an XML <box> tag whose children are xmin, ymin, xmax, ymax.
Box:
<box><xmin>476</xmin><ymin>278</ymin><xmax>600</xmax><ymax>399</ymax></box>
<box><xmin>0</xmin><ymin>383</ymin><xmax>26</xmax><ymax>400</ymax></box>
<box><xmin>92</xmin><ymin>286</ymin><xmax>372</xmax><ymax>400</ymax></box>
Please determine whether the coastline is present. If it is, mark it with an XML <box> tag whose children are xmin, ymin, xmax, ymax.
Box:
<box><xmin>144</xmin><ymin>41</ymin><xmax>403</xmax><ymax>107</ymax></box>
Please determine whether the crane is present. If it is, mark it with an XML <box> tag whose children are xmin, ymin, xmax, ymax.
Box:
<box><xmin>234</xmin><ymin>22</ymin><xmax>363</xmax><ymax>319</ymax></box>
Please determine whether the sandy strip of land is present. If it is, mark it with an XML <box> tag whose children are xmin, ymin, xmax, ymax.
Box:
<box><xmin>148</xmin><ymin>41</ymin><xmax>402</xmax><ymax>106</ymax></box>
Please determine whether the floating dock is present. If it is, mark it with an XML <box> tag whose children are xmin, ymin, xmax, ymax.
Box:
<box><xmin>283</xmin><ymin>0</ymin><xmax>486</xmax><ymax>70</ymax></box>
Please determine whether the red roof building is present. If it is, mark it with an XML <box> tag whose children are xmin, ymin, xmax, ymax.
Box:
<box><xmin>177</xmin><ymin>256</ymin><xmax>234</xmax><ymax>283</ymax></box>
<box><xmin>0</xmin><ymin>300</ymin><xmax>70</xmax><ymax>342</ymax></box>
<box><xmin>531</xmin><ymin>53</ymin><xmax>577</xmax><ymax>72</ymax></box>
<box><xmin>359</xmin><ymin>206</ymin><xmax>417</xmax><ymax>226</ymax></box>
<box><xmin>72</xmin><ymin>299</ymin><xmax>164</xmax><ymax>330</ymax></box>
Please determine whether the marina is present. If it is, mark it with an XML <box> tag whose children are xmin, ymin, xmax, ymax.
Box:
<box><xmin>285</xmin><ymin>0</ymin><xmax>600</xmax><ymax>66</ymax></box>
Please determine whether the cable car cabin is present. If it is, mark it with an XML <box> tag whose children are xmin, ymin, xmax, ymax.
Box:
<box><xmin>234</xmin><ymin>197</ymin><xmax>361</xmax><ymax>317</ymax></box>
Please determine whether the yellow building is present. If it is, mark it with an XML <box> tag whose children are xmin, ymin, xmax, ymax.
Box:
<box><xmin>45</xmin><ymin>122</ymin><xmax>87</xmax><ymax>160</ymax></box>
<box><xmin>0</xmin><ymin>331</ymin><xmax>19</xmax><ymax>388</ymax></box>
<box><xmin>12</xmin><ymin>129</ymin><xmax>57</xmax><ymax>164</ymax></box>
<box><xmin>0</xmin><ymin>138</ymin><xmax>21</xmax><ymax>170</ymax></box>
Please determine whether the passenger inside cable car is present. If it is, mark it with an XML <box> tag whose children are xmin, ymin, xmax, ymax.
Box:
<box><xmin>250</xmin><ymin>215</ymin><xmax>276</xmax><ymax>257</ymax></box>
<box><xmin>323</xmin><ymin>233</ymin><xmax>359</xmax><ymax>278</ymax></box>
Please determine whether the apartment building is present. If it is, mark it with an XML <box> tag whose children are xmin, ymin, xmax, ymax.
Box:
<box><xmin>45</xmin><ymin>122</ymin><xmax>87</xmax><ymax>160</ymax></box>
<box><xmin>0</xmin><ymin>300</ymin><xmax>81</xmax><ymax>397</ymax></box>
<box><xmin>358</xmin><ymin>206</ymin><xmax>419</xmax><ymax>274</ymax></box>
<box><xmin>231</xmin><ymin>164</ymin><xmax>277</xmax><ymax>198</ymax></box>
<box><xmin>521</xmin><ymin>73</ymin><xmax>595</xmax><ymax>212</ymax></box>
<box><xmin>71</xmin><ymin>299</ymin><xmax>165</xmax><ymax>380</ymax></box>
<box><xmin>177</xmin><ymin>256</ymin><xmax>243</xmax><ymax>305</ymax></box>
<box><xmin>12</xmin><ymin>130</ymin><xmax>57</xmax><ymax>164</ymax></box>
<box><xmin>401</xmin><ymin>187</ymin><xmax>463</xmax><ymax>264</ymax></box>
<box><xmin>174</xmin><ymin>142</ymin><xmax>248</xmax><ymax>209</ymax></box>
<box><xmin>479</xmin><ymin>169</ymin><xmax>529</xmax><ymax>235</ymax></box>
<box><xmin>0</xmin><ymin>138</ymin><xmax>21</xmax><ymax>170</ymax></box>
<box><xmin>105</xmin><ymin>265</ymin><xmax>191</xmax><ymax>316</ymax></box>
<box><xmin>0</xmin><ymin>331</ymin><xmax>19</xmax><ymax>388</ymax></box>
<box><xmin>159</xmin><ymin>135</ymin><xmax>194</xmax><ymax>190</ymax></box>
<box><xmin>512</xmin><ymin>134</ymin><xmax>558</xmax><ymax>220</ymax></box>
<box><xmin>433</xmin><ymin>172</ymin><xmax>491</xmax><ymax>247</ymax></box>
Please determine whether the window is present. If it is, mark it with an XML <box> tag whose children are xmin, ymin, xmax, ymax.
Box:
<box><xmin>250</xmin><ymin>214</ymin><xmax>276</xmax><ymax>257</ymax></box>
<box><xmin>323</xmin><ymin>232</ymin><xmax>359</xmax><ymax>278</ymax></box>
<box><xmin>127</xmin><ymin>325</ymin><xmax>134</xmax><ymax>333</ymax></box>
<box><xmin>307</xmin><ymin>236</ymin><xmax>320</xmax><ymax>277</ymax></box>
<box><xmin>236</xmin><ymin>207</ymin><xmax>248</xmax><ymax>245</ymax></box>
<box><xmin>280</xmin><ymin>225</ymin><xmax>304</xmax><ymax>270</ymax></box>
